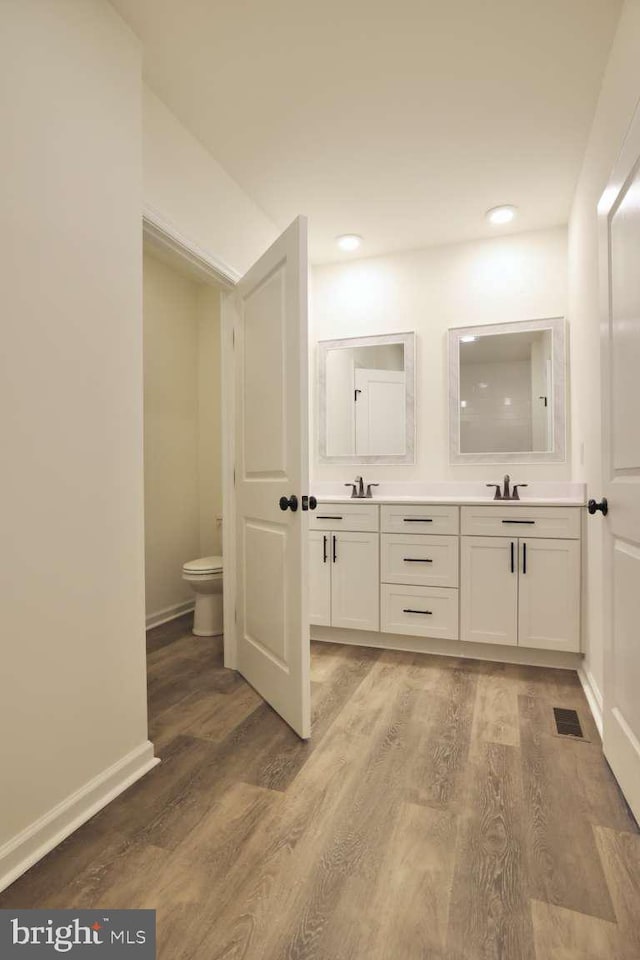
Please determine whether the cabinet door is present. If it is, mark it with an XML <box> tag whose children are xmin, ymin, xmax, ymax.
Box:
<box><xmin>518</xmin><ymin>538</ymin><xmax>580</xmax><ymax>652</ymax></box>
<box><xmin>331</xmin><ymin>531</ymin><xmax>379</xmax><ymax>631</ymax></box>
<box><xmin>309</xmin><ymin>532</ymin><xmax>331</xmax><ymax>626</ymax></box>
<box><xmin>461</xmin><ymin>536</ymin><xmax>518</xmax><ymax>646</ymax></box>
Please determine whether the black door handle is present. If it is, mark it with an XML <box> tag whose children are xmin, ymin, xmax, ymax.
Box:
<box><xmin>588</xmin><ymin>498</ymin><xmax>608</xmax><ymax>516</ymax></box>
<box><xmin>279</xmin><ymin>495</ymin><xmax>298</xmax><ymax>512</ymax></box>
<box><xmin>522</xmin><ymin>542</ymin><xmax>527</xmax><ymax>575</ymax></box>
<box><xmin>323</xmin><ymin>535</ymin><xmax>327</xmax><ymax>564</ymax></box>
<box><xmin>301</xmin><ymin>495</ymin><xmax>318</xmax><ymax>511</ymax></box>
<box><xmin>510</xmin><ymin>541</ymin><xmax>515</xmax><ymax>574</ymax></box>
<box><xmin>332</xmin><ymin>535</ymin><xmax>337</xmax><ymax>563</ymax></box>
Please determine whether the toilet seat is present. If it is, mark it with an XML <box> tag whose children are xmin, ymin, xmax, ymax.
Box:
<box><xmin>182</xmin><ymin>555</ymin><xmax>223</xmax><ymax>576</ymax></box>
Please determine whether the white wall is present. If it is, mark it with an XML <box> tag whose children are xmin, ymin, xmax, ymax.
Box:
<box><xmin>0</xmin><ymin>0</ymin><xmax>150</xmax><ymax>880</ymax></box>
<box><xmin>311</xmin><ymin>227</ymin><xmax>569</xmax><ymax>482</ymax></box>
<box><xmin>143</xmin><ymin>251</ymin><xmax>222</xmax><ymax>623</ymax></box>
<box><xmin>568</xmin><ymin>0</ymin><xmax>640</xmax><ymax>706</ymax></box>
<box><xmin>143</xmin><ymin>87</ymin><xmax>278</xmax><ymax>278</ymax></box>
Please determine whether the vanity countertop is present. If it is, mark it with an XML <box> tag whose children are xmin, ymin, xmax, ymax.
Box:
<box><xmin>315</xmin><ymin>495</ymin><xmax>587</xmax><ymax>506</ymax></box>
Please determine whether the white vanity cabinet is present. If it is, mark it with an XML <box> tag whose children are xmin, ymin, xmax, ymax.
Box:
<box><xmin>309</xmin><ymin>508</ymin><xmax>379</xmax><ymax>632</ymax></box>
<box><xmin>310</xmin><ymin>499</ymin><xmax>582</xmax><ymax>658</ymax></box>
<box><xmin>460</xmin><ymin>506</ymin><xmax>581</xmax><ymax>653</ymax></box>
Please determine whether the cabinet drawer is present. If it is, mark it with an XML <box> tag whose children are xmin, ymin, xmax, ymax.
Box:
<box><xmin>461</xmin><ymin>505</ymin><xmax>581</xmax><ymax>540</ymax></box>
<box><xmin>381</xmin><ymin>503</ymin><xmax>459</xmax><ymax>535</ymax></box>
<box><xmin>381</xmin><ymin>584</ymin><xmax>459</xmax><ymax>640</ymax></box>
<box><xmin>310</xmin><ymin>503</ymin><xmax>379</xmax><ymax>532</ymax></box>
<box><xmin>381</xmin><ymin>534</ymin><xmax>458</xmax><ymax>587</ymax></box>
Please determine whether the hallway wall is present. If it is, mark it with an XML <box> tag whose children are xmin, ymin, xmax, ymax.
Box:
<box><xmin>0</xmin><ymin>0</ymin><xmax>150</xmax><ymax>887</ymax></box>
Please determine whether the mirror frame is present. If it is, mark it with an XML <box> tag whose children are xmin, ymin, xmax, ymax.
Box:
<box><xmin>448</xmin><ymin>316</ymin><xmax>566</xmax><ymax>464</ymax></box>
<box><xmin>317</xmin><ymin>331</ymin><xmax>416</xmax><ymax>464</ymax></box>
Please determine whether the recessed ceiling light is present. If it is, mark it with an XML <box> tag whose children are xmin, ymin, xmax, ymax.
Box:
<box><xmin>486</xmin><ymin>205</ymin><xmax>517</xmax><ymax>225</ymax></box>
<box><xmin>461</xmin><ymin>335</ymin><xmax>477</xmax><ymax>343</ymax></box>
<box><xmin>336</xmin><ymin>234</ymin><xmax>362</xmax><ymax>252</ymax></box>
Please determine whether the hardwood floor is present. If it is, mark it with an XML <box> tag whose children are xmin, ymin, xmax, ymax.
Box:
<box><xmin>2</xmin><ymin>616</ymin><xmax>639</xmax><ymax>959</ymax></box>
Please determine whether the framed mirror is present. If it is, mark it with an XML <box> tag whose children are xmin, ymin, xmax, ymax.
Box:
<box><xmin>318</xmin><ymin>331</ymin><xmax>415</xmax><ymax>464</ymax></box>
<box><xmin>448</xmin><ymin>317</ymin><xmax>566</xmax><ymax>464</ymax></box>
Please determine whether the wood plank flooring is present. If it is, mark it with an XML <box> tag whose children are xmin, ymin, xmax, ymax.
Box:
<box><xmin>2</xmin><ymin>615</ymin><xmax>639</xmax><ymax>959</ymax></box>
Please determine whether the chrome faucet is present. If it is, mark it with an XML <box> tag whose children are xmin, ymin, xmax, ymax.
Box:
<box><xmin>345</xmin><ymin>476</ymin><xmax>379</xmax><ymax>499</ymax></box>
<box><xmin>486</xmin><ymin>475</ymin><xmax>528</xmax><ymax>501</ymax></box>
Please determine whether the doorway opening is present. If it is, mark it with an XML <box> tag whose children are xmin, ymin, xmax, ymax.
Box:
<box><xmin>141</xmin><ymin>217</ymin><xmax>235</xmax><ymax>738</ymax></box>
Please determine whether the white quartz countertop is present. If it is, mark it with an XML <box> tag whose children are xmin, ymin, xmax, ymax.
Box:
<box><xmin>315</xmin><ymin>496</ymin><xmax>586</xmax><ymax>506</ymax></box>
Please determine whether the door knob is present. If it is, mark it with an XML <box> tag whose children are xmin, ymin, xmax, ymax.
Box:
<box><xmin>301</xmin><ymin>495</ymin><xmax>318</xmax><ymax>511</ymax></box>
<box><xmin>587</xmin><ymin>498</ymin><xmax>608</xmax><ymax>516</ymax></box>
<box><xmin>279</xmin><ymin>495</ymin><xmax>298</xmax><ymax>512</ymax></box>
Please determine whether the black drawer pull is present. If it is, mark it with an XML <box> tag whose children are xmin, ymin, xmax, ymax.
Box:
<box><xmin>403</xmin><ymin>558</ymin><xmax>433</xmax><ymax>563</ymax></box>
<box><xmin>317</xmin><ymin>516</ymin><xmax>343</xmax><ymax>520</ymax></box>
<box><xmin>501</xmin><ymin>520</ymin><xmax>535</xmax><ymax>525</ymax></box>
<box><xmin>403</xmin><ymin>518</ymin><xmax>433</xmax><ymax>523</ymax></box>
<box><xmin>403</xmin><ymin>608</ymin><xmax>433</xmax><ymax>615</ymax></box>
<box><xmin>323</xmin><ymin>535</ymin><xmax>327</xmax><ymax>564</ymax></box>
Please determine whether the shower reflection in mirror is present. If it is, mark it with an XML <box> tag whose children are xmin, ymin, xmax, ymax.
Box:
<box><xmin>449</xmin><ymin>318</ymin><xmax>566</xmax><ymax>464</ymax></box>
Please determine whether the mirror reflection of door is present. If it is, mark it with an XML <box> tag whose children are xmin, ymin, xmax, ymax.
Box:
<box><xmin>354</xmin><ymin>367</ymin><xmax>406</xmax><ymax>456</ymax></box>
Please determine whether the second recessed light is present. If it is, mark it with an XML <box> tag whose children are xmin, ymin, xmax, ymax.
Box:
<box><xmin>336</xmin><ymin>234</ymin><xmax>362</xmax><ymax>252</ymax></box>
<box><xmin>486</xmin><ymin>205</ymin><xmax>517</xmax><ymax>225</ymax></box>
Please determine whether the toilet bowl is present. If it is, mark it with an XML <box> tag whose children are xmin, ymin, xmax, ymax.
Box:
<box><xmin>182</xmin><ymin>556</ymin><xmax>223</xmax><ymax>637</ymax></box>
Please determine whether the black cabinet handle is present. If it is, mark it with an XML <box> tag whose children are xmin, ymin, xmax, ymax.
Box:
<box><xmin>403</xmin><ymin>608</ymin><xmax>433</xmax><ymax>615</ymax></box>
<box><xmin>403</xmin><ymin>558</ymin><xmax>433</xmax><ymax>563</ymax></box>
<box><xmin>317</xmin><ymin>515</ymin><xmax>343</xmax><ymax>520</ymax></box>
<box><xmin>323</xmin><ymin>535</ymin><xmax>327</xmax><ymax>564</ymax></box>
<box><xmin>279</xmin><ymin>495</ymin><xmax>298</xmax><ymax>512</ymax></box>
<box><xmin>588</xmin><ymin>498</ymin><xmax>608</xmax><ymax>516</ymax></box>
<box><xmin>522</xmin><ymin>542</ymin><xmax>527</xmax><ymax>575</ymax></box>
<box><xmin>501</xmin><ymin>519</ymin><xmax>535</xmax><ymax>525</ymax></box>
<box><xmin>332</xmin><ymin>535</ymin><xmax>337</xmax><ymax>563</ymax></box>
<box><xmin>403</xmin><ymin>518</ymin><xmax>433</xmax><ymax>523</ymax></box>
<box><xmin>510</xmin><ymin>541</ymin><xmax>515</xmax><ymax>574</ymax></box>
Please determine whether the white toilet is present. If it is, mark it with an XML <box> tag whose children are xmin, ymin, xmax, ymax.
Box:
<box><xmin>182</xmin><ymin>556</ymin><xmax>223</xmax><ymax>637</ymax></box>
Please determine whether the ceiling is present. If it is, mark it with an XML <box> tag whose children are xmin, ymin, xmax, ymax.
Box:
<box><xmin>111</xmin><ymin>0</ymin><xmax>621</xmax><ymax>264</ymax></box>
<box><xmin>461</xmin><ymin>330</ymin><xmax>547</xmax><ymax>364</ymax></box>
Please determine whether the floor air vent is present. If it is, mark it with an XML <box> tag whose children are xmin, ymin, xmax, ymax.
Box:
<box><xmin>553</xmin><ymin>707</ymin><xmax>584</xmax><ymax>739</ymax></box>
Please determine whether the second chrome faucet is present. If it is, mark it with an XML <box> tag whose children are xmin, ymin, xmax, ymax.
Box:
<box><xmin>345</xmin><ymin>476</ymin><xmax>379</xmax><ymax>499</ymax></box>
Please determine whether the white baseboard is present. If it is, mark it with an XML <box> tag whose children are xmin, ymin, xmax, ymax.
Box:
<box><xmin>145</xmin><ymin>600</ymin><xmax>194</xmax><ymax>630</ymax></box>
<box><xmin>0</xmin><ymin>741</ymin><xmax>159</xmax><ymax>894</ymax></box>
<box><xmin>578</xmin><ymin>666</ymin><xmax>604</xmax><ymax>738</ymax></box>
<box><xmin>311</xmin><ymin>626</ymin><xmax>584</xmax><ymax>672</ymax></box>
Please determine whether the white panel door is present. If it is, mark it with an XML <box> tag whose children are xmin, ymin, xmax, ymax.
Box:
<box><xmin>235</xmin><ymin>217</ymin><xmax>310</xmax><ymax>739</ymax></box>
<box><xmin>355</xmin><ymin>368</ymin><xmax>406</xmax><ymax>455</ymax></box>
<box><xmin>461</xmin><ymin>536</ymin><xmax>518</xmax><ymax>646</ymax></box>
<box><xmin>598</xmin><ymin>111</ymin><xmax>640</xmax><ymax>820</ymax></box>
<box><xmin>309</xmin><ymin>531</ymin><xmax>331</xmax><ymax>627</ymax></box>
<box><xmin>331</xmin><ymin>531</ymin><xmax>379</xmax><ymax>631</ymax></box>
<box><xmin>518</xmin><ymin>539</ymin><xmax>580</xmax><ymax>652</ymax></box>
